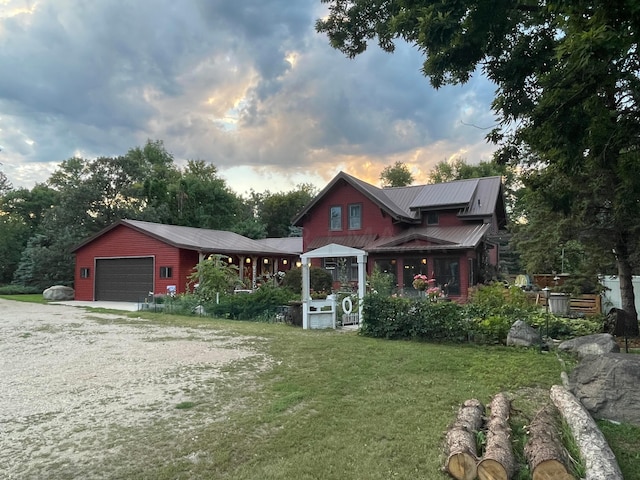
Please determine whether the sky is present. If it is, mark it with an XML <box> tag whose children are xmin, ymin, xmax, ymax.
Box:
<box><xmin>0</xmin><ymin>0</ymin><xmax>499</xmax><ymax>196</ymax></box>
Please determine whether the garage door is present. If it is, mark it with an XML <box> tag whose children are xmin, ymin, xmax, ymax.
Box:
<box><xmin>95</xmin><ymin>258</ymin><xmax>154</xmax><ymax>302</ymax></box>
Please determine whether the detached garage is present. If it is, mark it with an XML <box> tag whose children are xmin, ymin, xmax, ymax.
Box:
<box><xmin>95</xmin><ymin>258</ymin><xmax>154</xmax><ymax>302</ymax></box>
<box><xmin>72</xmin><ymin>219</ymin><xmax>302</xmax><ymax>303</ymax></box>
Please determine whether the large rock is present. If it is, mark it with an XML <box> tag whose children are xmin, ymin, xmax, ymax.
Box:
<box><xmin>43</xmin><ymin>285</ymin><xmax>75</xmax><ymax>301</ymax></box>
<box><xmin>506</xmin><ymin>319</ymin><xmax>540</xmax><ymax>347</ymax></box>
<box><xmin>558</xmin><ymin>333</ymin><xmax>619</xmax><ymax>357</ymax></box>
<box><xmin>568</xmin><ymin>353</ymin><xmax>640</xmax><ymax>426</ymax></box>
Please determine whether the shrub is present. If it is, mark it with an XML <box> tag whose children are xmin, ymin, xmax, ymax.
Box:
<box><xmin>361</xmin><ymin>294</ymin><xmax>470</xmax><ymax>342</ymax></box>
<box><xmin>205</xmin><ymin>284</ymin><xmax>297</xmax><ymax>321</ymax></box>
<box><xmin>368</xmin><ymin>265</ymin><xmax>395</xmax><ymax>296</ymax></box>
<box><xmin>281</xmin><ymin>267</ymin><xmax>333</xmax><ymax>295</ymax></box>
<box><xmin>0</xmin><ymin>284</ymin><xmax>43</xmax><ymax>295</ymax></box>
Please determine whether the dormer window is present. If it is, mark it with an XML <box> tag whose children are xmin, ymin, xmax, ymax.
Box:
<box><xmin>426</xmin><ymin>212</ymin><xmax>439</xmax><ymax>225</ymax></box>
<box><xmin>330</xmin><ymin>206</ymin><xmax>342</xmax><ymax>231</ymax></box>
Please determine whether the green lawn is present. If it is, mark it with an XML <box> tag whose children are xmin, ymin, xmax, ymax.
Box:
<box><xmin>0</xmin><ymin>293</ymin><xmax>48</xmax><ymax>303</ymax></box>
<box><xmin>3</xmin><ymin>296</ymin><xmax>638</xmax><ymax>479</ymax></box>
<box><xmin>108</xmin><ymin>313</ymin><xmax>575</xmax><ymax>479</ymax></box>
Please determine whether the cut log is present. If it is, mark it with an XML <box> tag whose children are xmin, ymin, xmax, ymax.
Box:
<box><xmin>445</xmin><ymin>398</ymin><xmax>485</xmax><ymax>480</ymax></box>
<box><xmin>477</xmin><ymin>393</ymin><xmax>516</xmax><ymax>480</ymax></box>
<box><xmin>550</xmin><ymin>385</ymin><xmax>623</xmax><ymax>480</ymax></box>
<box><xmin>524</xmin><ymin>405</ymin><xmax>575</xmax><ymax>480</ymax></box>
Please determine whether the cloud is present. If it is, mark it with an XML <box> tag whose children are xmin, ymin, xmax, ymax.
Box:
<box><xmin>0</xmin><ymin>0</ymin><xmax>498</xmax><ymax>193</ymax></box>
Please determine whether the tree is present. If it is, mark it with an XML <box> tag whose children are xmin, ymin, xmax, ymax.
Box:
<box><xmin>170</xmin><ymin>160</ymin><xmax>245</xmax><ymax>230</ymax></box>
<box><xmin>0</xmin><ymin>163</ymin><xmax>11</xmax><ymax>196</ymax></box>
<box><xmin>256</xmin><ymin>184</ymin><xmax>317</xmax><ymax>237</ymax></box>
<box><xmin>317</xmin><ymin>1</ymin><xmax>640</xmax><ymax>333</ymax></box>
<box><xmin>380</xmin><ymin>161</ymin><xmax>413</xmax><ymax>188</ymax></box>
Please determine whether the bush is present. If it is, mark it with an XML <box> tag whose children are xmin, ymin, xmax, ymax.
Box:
<box><xmin>281</xmin><ymin>267</ymin><xmax>333</xmax><ymax>295</ymax></box>
<box><xmin>361</xmin><ymin>295</ymin><xmax>470</xmax><ymax>342</ymax></box>
<box><xmin>204</xmin><ymin>284</ymin><xmax>297</xmax><ymax>321</ymax></box>
<box><xmin>0</xmin><ymin>284</ymin><xmax>43</xmax><ymax>295</ymax></box>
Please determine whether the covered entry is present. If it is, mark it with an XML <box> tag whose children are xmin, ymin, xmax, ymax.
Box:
<box><xmin>95</xmin><ymin>257</ymin><xmax>154</xmax><ymax>302</ymax></box>
<box><xmin>300</xmin><ymin>244</ymin><xmax>367</xmax><ymax>329</ymax></box>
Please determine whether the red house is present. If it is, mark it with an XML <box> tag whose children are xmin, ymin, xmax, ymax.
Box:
<box><xmin>293</xmin><ymin>172</ymin><xmax>508</xmax><ymax>301</ymax></box>
<box><xmin>72</xmin><ymin>219</ymin><xmax>302</xmax><ymax>302</ymax></box>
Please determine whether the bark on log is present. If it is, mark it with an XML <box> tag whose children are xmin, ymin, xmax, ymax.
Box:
<box><xmin>445</xmin><ymin>398</ymin><xmax>484</xmax><ymax>480</ymax></box>
<box><xmin>550</xmin><ymin>385</ymin><xmax>623</xmax><ymax>480</ymax></box>
<box><xmin>524</xmin><ymin>405</ymin><xmax>575</xmax><ymax>480</ymax></box>
<box><xmin>477</xmin><ymin>393</ymin><xmax>516</xmax><ymax>480</ymax></box>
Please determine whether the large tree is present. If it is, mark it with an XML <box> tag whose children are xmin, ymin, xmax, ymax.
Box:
<box><xmin>256</xmin><ymin>184</ymin><xmax>317</xmax><ymax>238</ymax></box>
<box><xmin>317</xmin><ymin>0</ymin><xmax>640</xmax><ymax>334</ymax></box>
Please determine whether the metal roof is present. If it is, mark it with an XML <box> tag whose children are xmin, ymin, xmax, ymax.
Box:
<box><xmin>307</xmin><ymin>234</ymin><xmax>378</xmax><ymax>250</ymax></box>
<box><xmin>73</xmin><ymin>219</ymin><xmax>301</xmax><ymax>256</ymax></box>
<box><xmin>293</xmin><ymin>172</ymin><xmax>505</xmax><ymax>226</ymax></box>
<box><xmin>367</xmin><ymin>224</ymin><xmax>491</xmax><ymax>252</ymax></box>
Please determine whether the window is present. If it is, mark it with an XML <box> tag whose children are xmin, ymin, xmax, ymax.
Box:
<box><xmin>330</xmin><ymin>206</ymin><xmax>342</xmax><ymax>231</ymax></box>
<box><xmin>80</xmin><ymin>267</ymin><xmax>90</xmax><ymax>279</ymax></box>
<box><xmin>348</xmin><ymin>203</ymin><xmax>362</xmax><ymax>230</ymax></box>
<box><xmin>426</xmin><ymin>212</ymin><xmax>439</xmax><ymax>225</ymax></box>
<box><xmin>402</xmin><ymin>257</ymin><xmax>429</xmax><ymax>295</ymax></box>
<box><xmin>159</xmin><ymin>266</ymin><xmax>173</xmax><ymax>278</ymax></box>
<box><xmin>434</xmin><ymin>258</ymin><xmax>460</xmax><ymax>295</ymax></box>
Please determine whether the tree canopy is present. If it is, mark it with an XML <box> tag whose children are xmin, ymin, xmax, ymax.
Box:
<box><xmin>380</xmin><ymin>161</ymin><xmax>413</xmax><ymax>187</ymax></box>
<box><xmin>0</xmin><ymin>140</ymin><xmax>318</xmax><ymax>288</ymax></box>
<box><xmin>318</xmin><ymin>0</ymin><xmax>640</xmax><ymax>332</ymax></box>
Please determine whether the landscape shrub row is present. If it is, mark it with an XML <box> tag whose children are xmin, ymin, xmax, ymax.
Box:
<box><xmin>361</xmin><ymin>283</ymin><xmax>603</xmax><ymax>344</ymax></box>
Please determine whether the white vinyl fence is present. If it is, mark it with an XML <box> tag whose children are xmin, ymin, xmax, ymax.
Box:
<box><xmin>599</xmin><ymin>275</ymin><xmax>640</xmax><ymax>314</ymax></box>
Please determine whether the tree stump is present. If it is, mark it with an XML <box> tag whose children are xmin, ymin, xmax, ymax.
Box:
<box><xmin>524</xmin><ymin>405</ymin><xmax>575</xmax><ymax>480</ymax></box>
<box><xmin>550</xmin><ymin>385</ymin><xmax>623</xmax><ymax>480</ymax></box>
<box><xmin>445</xmin><ymin>398</ymin><xmax>485</xmax><ymax>480</ymax></box>
<box><xmin>477</xmin><ymin>393</ymin><xmax>515</xmax><ymax>480</ymax></box>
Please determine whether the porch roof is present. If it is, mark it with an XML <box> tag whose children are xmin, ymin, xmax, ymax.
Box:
<box><xmin>366</xmin><ymin>224</ymin><xmax>491</xmax><ymax>253</ymax></box>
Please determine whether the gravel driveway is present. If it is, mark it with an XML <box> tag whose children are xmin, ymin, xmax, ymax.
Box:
<box><xmin>0</xmin><ymin>299</ymin><xmax>267</xmax><ymax>479</ymax></box>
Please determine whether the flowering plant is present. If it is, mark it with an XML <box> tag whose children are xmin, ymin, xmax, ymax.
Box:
<box><xmin>412</xmin><ymin>274</ymin><xmax>436</xmax><ymax>291</ymax></box>
<box><xmin>426</xmin><ymin>286</ymin><xmax>444</xmax><ymax>301</ymax></box>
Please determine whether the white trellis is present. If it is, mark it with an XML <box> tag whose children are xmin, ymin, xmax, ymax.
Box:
<box><xmin>300</xmin><ymin>243</ymin><xmax>367</xmax><ymax>329</ymax></box>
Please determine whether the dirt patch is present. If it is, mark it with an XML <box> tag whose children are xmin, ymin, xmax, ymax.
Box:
<box><xmin>0</xmin><ymin>299</ymin><xmax>269</xmax><ymax>479</ymax></box>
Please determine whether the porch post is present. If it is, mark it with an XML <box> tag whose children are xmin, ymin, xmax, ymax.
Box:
<box><xmin>357</xmin><ymin>253</ymin><xmax>368</xmax><ymax>322</ymax></box>
<box><xmin>301</xmin><ymin>257</ymin><xmax>310</xmax><ymax>329</ymax></box>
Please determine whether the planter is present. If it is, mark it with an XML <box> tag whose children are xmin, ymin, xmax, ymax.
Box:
<box><xmin>548</xmin><ymin>293</ymin><xmax>570</xmax><ymax>315</ymax></box>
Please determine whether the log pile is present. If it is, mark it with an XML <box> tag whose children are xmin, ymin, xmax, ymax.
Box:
<box><xmin>523</xmin><ymin>405</ymin><xmax>575</xmax><ymax>480</ymax></box>
<box><xmin>444</xmin><ymin>388</ymin><xmax>621</xmax><ymax>479</ymax></box>
<box><xmin>444</xmin><ymin>399</ymin><xmax>485</xmax><ymax>480</ymax></box>
<box><xmin>477</xmin><ymin>393</ymin><xmax>515</xmax><ymax>480</ymax></box>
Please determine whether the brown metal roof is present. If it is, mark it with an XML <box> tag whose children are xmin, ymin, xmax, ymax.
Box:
<box><xmin>73</xmin><ymin>219</ymin><xmax>300</xmax><ymax>256</ymax></box>
<box><xmin>292</xmin><ymin>172</ymin><xmax>506</xmax><ymax>227</ymax></box>
<box><xmin>307</xmin><ymin>234</ymin><xmax>378</xmax><ymax>250</ymax></box>
<box><xmin>367</xmin><ymin>224</ymin><xmax>491</xmax><ymax>253</ymax></box>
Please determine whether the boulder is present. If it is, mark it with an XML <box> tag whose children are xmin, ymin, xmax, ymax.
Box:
<box><xmin>568</xmin><ymin>353</ymin><xmax>640</xmax><ymax>426</ymax></box>
<box><xmin>558</xmin><ymin>333</ymin><xmax>619</xmax><ymax>357</ymax></box>
<box><xmin>43</xmin><ymin>285</ymin><xmax>75</xmax><ymax>301</ymax></box>
<box><xmin>506</xmin><ymin>320</ymin><xmax>540</xmax><ymax>347</ymax></box>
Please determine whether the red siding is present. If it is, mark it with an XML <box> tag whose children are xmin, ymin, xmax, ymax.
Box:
<box><xmin>299</xmin><ymin>179</ymin><xmax>505</xmax><ymax>301</ymax></box>
<box><xmin>74</xmin><ymin>225</ymin><xmax>191</xmax><ymax>301</ymax></box>
<box><xmin>302</xmin><ymin>180</ymin><xmax>401</xmax><ymax>250</ymax></box>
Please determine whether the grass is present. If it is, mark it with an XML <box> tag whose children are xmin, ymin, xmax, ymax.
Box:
<box><xmin>100</xmin><ymin>315</ymin><xmax>567</xmax><ymax>479</ymax></box>
<box><xmin>0</xmin><ymin>293</ymin><xmax>48</xmax><ymax>304</ymax></box>
<box><xmin>3</xmin><ymin>295</ymin><xmax>637</xmax><ymax>479</ymax></box>
<box><xmin>597</xmin><ymin>421</ymin><xmax>640</xmax><ymax>480</ymax></box>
